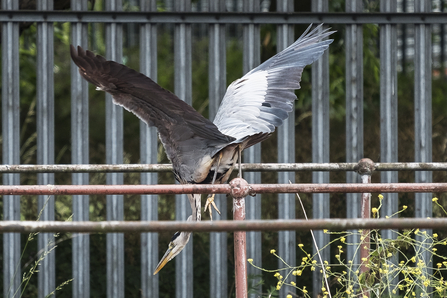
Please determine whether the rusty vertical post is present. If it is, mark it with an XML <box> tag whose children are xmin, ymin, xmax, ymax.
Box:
<box><xmin>230</xmin><ymin>178</ymin><xmax>251</xmax><ymax>298</ymax></box>
<box><xmin>355</xmin><ymin>158</ymin><xmax>375</xmax><ymax>297</ymax></box>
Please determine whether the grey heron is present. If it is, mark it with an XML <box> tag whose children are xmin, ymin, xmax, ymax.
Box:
<box><xmin>70</xmin><ymin>24</ymin><xmax>333</xmax><ymax>275</ymax></box>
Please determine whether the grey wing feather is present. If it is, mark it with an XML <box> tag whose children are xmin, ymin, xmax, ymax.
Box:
<box><xmin>70</xmin><ymin>45</ymin><xmax>235</xmax><ymax>183</ymax></box>
<box><xmin>213</xmin><ymin>24</ymin><xmax>334</xmax><ymax>143</ymax></box>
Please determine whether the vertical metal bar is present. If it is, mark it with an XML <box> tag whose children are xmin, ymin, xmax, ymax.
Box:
<box><xmin>441</xmin><ymin>0</ymin><xmax>446</xmax><ymax>78</ymax></box>
<box><xmin>70</xmin><ymin>0</ymin><xmax>90</xmax><ymax>296</ymax></box>
<box><xmin>359</xmin><ymin>173</ymin><xmax>371</xmax><ymax>298</ymax></box>
<box><xmin>208</xmin><ymin>1</ymin><xmax>228</xmax><ymax>297</ymax></box>
<box><xmin>379</xmin><ymin>0</ymin><xmax>398</xmax><ymax>246</ymax></box>
<box><xmin>105</xmin><ymin>1</ymin><xmax>124</xmax><ymax>297</ymax></box>
<box><xmin>2</xmin><ymin>0</ymin><xmax>21</xmax><ymax>297</ymax></box>
<box><xmin>402</xmin><ymin>0</ymin><xmax>407</xmax><ymax>74</ymax></box>
<box><xmin>414</xmin><ymin>0</ymin><xmax>433</xmax><ymax>294</ymax></box>
<box><xmin>354</xmin><ymin>158</ymin><xmax>374</xmax><ymax>298</ymax></box>
<box><xmin>242</xmin><ymin>2</ymin><xmax>262</xmax><ymax>297</ymax></box>
<box><xmin>380</xmin><ymin>0</ymin><xmax>398</xmax><ymax>225</ymax></box>
<box><xmin>37</xmin><ymin>1</ymin><xmax>56</xmax><ymax>297</ymax></box>
<box><xmin>276</xmin><ymin>1</ymin><xmax>296</xmax><ymax>297</ymax></box>
<box><xmin>345</xmin><ymin>0</ymin><xmax>363</xmax><ymax>281</ymax></box>
<box><xmin>380</xmin><ymin>1</ymin><xmax>399</xmax><ymax>295</ymax></box>
<box><xmin>311</xmin><ymin>2</ymin><xmax>330</xmax><ymax>295</ymax></box>
<box><xmin>140</xmin><ymin>1</ymin><xmax>159</xmax><ymax>297</ymax></box>
<box><xmin>173</xmin><ymin>2</ymin><xmax>193</xmax><ymax>298</ymax></box>
<box><xmin>231</xmin><ymin>178</ymin><xmax>249</xmax><ymax>298</ymax></box>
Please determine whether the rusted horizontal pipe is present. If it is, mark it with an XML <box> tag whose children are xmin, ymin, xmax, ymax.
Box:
<box><xmin>2</xmin><ymin>218</ymin><xmax>447</xmax><ymax>233</ymax></box>
<box><xmin>1</xmin><ymin>162</ymin><xmax>447</xmax><ymax>173</ymax></box>
<box><xmin>0</xmin><ymin>183</ymin><xmax>446</xmax><ymax>195</ymax></box>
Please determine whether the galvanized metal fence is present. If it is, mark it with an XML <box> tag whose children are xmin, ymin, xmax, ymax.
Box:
<box><xmin>1</xmin><ymin>0</ymin><xmax>447</xmax><ymax>297</ymax></box>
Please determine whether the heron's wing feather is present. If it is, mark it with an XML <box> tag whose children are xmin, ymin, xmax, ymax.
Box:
<box><xmin>213</xmin><ymin>24</ymin><xmax>334</xmax><ymax>143</ymax></box>
<box><xmin>70</xmin><ymin>45</ymin><xmax>234</xmax><ymax>182</ymax></box>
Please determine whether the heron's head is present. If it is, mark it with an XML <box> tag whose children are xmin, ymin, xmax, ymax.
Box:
<box><xmin>153</xmin><ymin>216</ymin><xmax>192</xmax><ymax>275</ymax></box>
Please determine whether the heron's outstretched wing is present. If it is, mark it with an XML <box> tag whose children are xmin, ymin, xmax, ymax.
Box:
<box><xmin>213</xmin><ymin>24</ymin><xmax>334</xmax><ymax>145</ymax></box>
<box><xmin>70</xmin><ymin>45</ymin><xmax>235</xmax><ymax>183</ymax></box>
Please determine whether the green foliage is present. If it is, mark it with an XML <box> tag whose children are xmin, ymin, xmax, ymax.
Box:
<box><xmin>249</xmin><ymin>196</ymin><xmax>447</xmax><ymax>298</ymax></box>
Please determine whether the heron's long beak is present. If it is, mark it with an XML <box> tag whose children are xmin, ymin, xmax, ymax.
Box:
<box><xmin>153</xmin><ymin>245</ymin><xmax>176</xmax><ymax>275</ymax></box>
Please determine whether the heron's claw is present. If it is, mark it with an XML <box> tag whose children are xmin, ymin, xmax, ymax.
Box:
<box><xmin>204</xmin><ymin>194</ymin><xmax>221</xmax><ymax>221</ymax></box>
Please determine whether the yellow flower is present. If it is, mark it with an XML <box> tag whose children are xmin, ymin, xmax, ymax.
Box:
<box><xmin>433</xmin><ymin>233</ymin><xmax>438</xmax><ymax>238</ymax></box>
<box><xmin>387</xmin><ymin>252</ymin><xmax>393</xmax><ymax>257</ymax></box>
<box><xmin>323</xmin><ymin>229</ymin><xmax>328</xmax><ymax>233</ymax></box>
<box><xmin>372</xmin><ymin>207</ymin><xmax>378</xmax><ymax>214</ymax></box>
<box><xmin>291</xmin><ymin>281</ymin><xmax>296</xmax><ymax>286</ymax></box>
<box><xmin>362</xmin><ymin>257</ymin><xmax>367</xmax><ymax>262</ymax></box>
<box><xmin>340</xmin><ymin>237</ymin><xmax>346</xmax><ymax>243</ymax></box>
<box><xmin>403</xmin><ymin>205</ymin><xmax>408</xmax><ymax>210</ymax></box>
<box><xmin>274</xmin><ymin>272</ymin><xmax>280</xmax><ymax>277</ymax></box>
<box><xmin>411</xmin><ymin>256</ymin><xmax>416</xmax><ymax>263</ymax></box>
<box><xmin>437</xmin><ymin>263</ymin><xmax>442</xmax><ymax>268</ymax></box>
<box><xmin>432</xmin><ymin>197</ymin><xmax>438</xmax><ymax>202</ymax></box>
<box><xmin>378</xmin><ymin>194</ymin><xmax>384</xmax><ymax>200</ymax></box>
<box><xmin>312</xmin><ymin>260</ymin><xmax>317</xmax><ymax>264</ymax></box>
<box><xmin>303</xmin><ymin>286</ymin><xmax>308</xmax><ymax>294</ymax></box>
<box><xmin>311</xmin><ymin>266</ymin><xmax>315</xmax><ymax>271</ymax></box>
<box><xmin>247</xmin><ymin>258</ymin><xmax>253</xmax><ymax>263</ymax></box>
<box><xmin>270</xmin><ymin>249</ymin><xmax>276</xmax><ymax>254</ymax></box>
<box><xmin>286</xmin><ymin>295</ymin><xmax>292</xmax><ymax>298</ymax></box>
<box><xmin>346</xmin><ymin>289</ymin><xmax>352</xmax><ymax>294</ymax></box>
<box><xmin>298</xmin><ymin>243</ymin><xmax>304</xmax><ymax>248</ymax></box>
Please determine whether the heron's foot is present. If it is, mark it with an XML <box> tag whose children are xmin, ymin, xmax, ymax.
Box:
<box><xmin>204</xmin><ymin>194</ymin><xmax>221</xmax><ymax>221</ymax></box>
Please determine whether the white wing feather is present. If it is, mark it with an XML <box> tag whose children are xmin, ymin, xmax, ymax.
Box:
<box><xmin>213</xmin><ymin>24</ymin><xmax>334</xmax><ymax>142</ymax></box>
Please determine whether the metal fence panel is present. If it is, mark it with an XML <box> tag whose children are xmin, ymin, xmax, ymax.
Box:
<box><xmin>380</xmin><ymin>1</ymin><xmax>400</xmax><ymax>294</ymax></box>
<box><xmin>345</xmin><ymin>0</ymin><xmax>363</xmax><ymax>283</ymax></box>
<box><xmin>139</xmin><ymin>1</ymin><xmax>159</xmax><ymax>297</ymax></box>
<box><xmin>1</xmin><ymin>1</ymin><xmax>445</xmax><ymax>297</ymax></box>
<box><xmin>380</xmin><ymin>1</ymin><xmax>399</xmax><ymax>234</ymax></box>
<box><xmin>276</xmin><ymin>0</ymin><xmax>296</xmax><ymax>297</ymax></box>
<box><xmin>208</xmin><ymin>1</ymin><xmax>228</xmax><ymax>297</ymax></box>
<box><xmin>37</xmin><ymin>0</ymin><xmax>56</xmax><ymax>297</ymax></box>
<box><xmin>105</xmin><ymin>1</ymin><xmax>125</xmax><ymax>297</ymax></box>
<box><xmin>70</xmin><ymin>0</ymin><xmax>91</xmax><ymax>296</ymax></box>
<box><xmin>173</xmin><ymin>2</ymin><xmax>194</xmax><ymax>298</ymax></box>
<box><xmin>312</xmin><ymin>1</ymin><xmax>331</xmax><ymax>296</ymax></box>
<box><xmin>242</xmin><ymin>2</ymin><xmax>263</xmax><ymax>297</ymax></box>
<box><xmin>414</xmin><ymin>0</ymin><xmax>433</xmax><ymax>293</ymax></box>
<box><xmin>2</xmin><ymin>1</ymin><xmax>21</xmax><ymax>297</ymax></box>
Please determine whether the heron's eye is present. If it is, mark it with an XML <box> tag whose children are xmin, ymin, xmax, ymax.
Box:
<box><xmin>171</xmin><ymin>231</ymin><xmax>181</xmax><ymax>242</ymax></box>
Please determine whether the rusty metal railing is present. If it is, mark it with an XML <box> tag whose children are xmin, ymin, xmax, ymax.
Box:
<box><xmin>1</xmin><ymin>162</ymin><xmax>447</xmax><ymax>173</ymax></box>
<box><xmin>2</xmin><ymin>159</ymin><xmax>446</xmax><ymax>297</ymax></box>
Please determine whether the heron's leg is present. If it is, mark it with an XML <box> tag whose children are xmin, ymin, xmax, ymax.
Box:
<box><xmin>204</xmin><ymin>152</ymin><xmax>223</xmax><ymax>220</ymax></box>
<box><xmin>238</xmin><ymin>145</ymin><xmax>242</xmax><ymax>177</ymax></box>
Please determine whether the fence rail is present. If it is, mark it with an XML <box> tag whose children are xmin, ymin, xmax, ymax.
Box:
<box><xmin>2</xmin><ymin>218</ymin><xmax>447</xmax><ymax>233</ymax></box>
<box><xmin>0</xmin><ymin>182</ymin><xmax>446</xmax><ymax>195</ymax></box>
<box><xmin>1</xmin><ymin>162</ymin><xmax>447</xmax><ymax>173</ymax></box>
<box><xmin>2</xmin><ymin>11</ymin><xmax>447</xmax><ymax>24</ymax></box>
